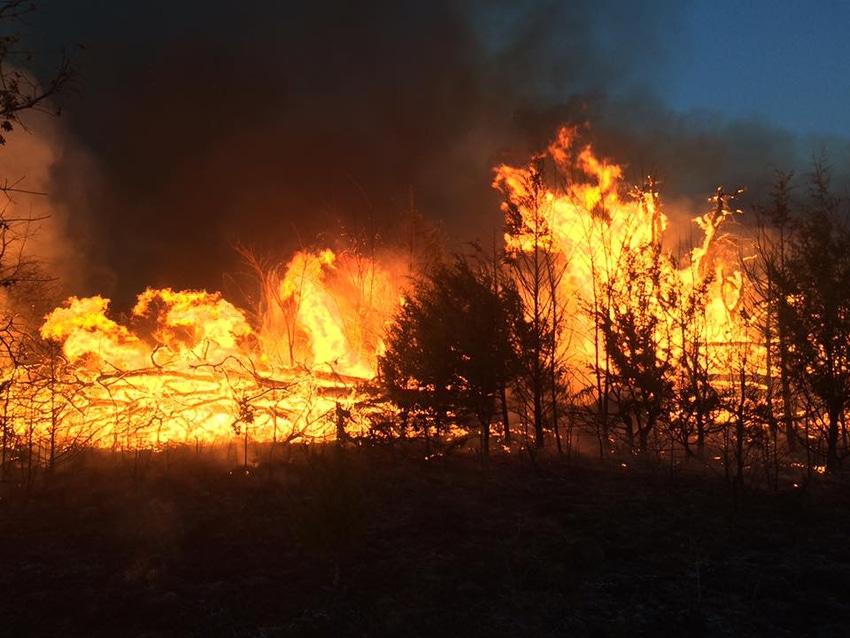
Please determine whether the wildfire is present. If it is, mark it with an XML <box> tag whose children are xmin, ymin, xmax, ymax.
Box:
<box><xmin>13</xmin><ymin>249</ymin><xmax>405</xmax><ymax>454</ymax></box>
<box><xmin>493</xmin><ymin>126</ymin><xmax>752</xmax><ymax>386</ymax></box>
<box><xmin>3</xmin><ymin>125</ymin><xmax>761</xmax><ymax>463</ymax></box>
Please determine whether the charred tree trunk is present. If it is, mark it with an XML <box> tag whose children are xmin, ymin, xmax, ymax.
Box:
<box><xmin>479</xmin><ymin>413</ymin><xmax>490</xmax><ymax>469</ymax></box>
<box><xmin>734</xmin><ymin>367</ymin><xmax>747</xmax><ymax>491</ymax></box>
<box><xmin>500</xmin><ymin>386</ymin><xmax>511</xmax><ymax>445</ymax></box>
<box><xmin>532</xmin><ymin>354</ymin><xmax>545</xmax><ymax>449</ymax></box>
<box><xmin>826</xmin><ymin>406</ymin><xmax>841</xmax><ymax>474</ymax></box>
<box><xmin>638</xmin><ymin>410</ymin><xmax>657</xmax><ymax>455</ymax></box>
<box><xmin>547</xmin><ymin>251</ymin><xmax>564</xmax><ymax>455</ymax></box>
<box><xmin>777</xmin><ymin>330</ymin><xmax>797</xmax><ymax>452</ymax></box>
<box><xmin>623</xmin><ymin>412</ymin><xmax>635</xmax><ymax>453</ymax></box>
<box><xmin>531</xmin><ymin>241</ymin><xmax>546</xmax><ymax>449</ymax></box>
<box><xmin>695</xmin><ymin>412</ymin><xmax>706</xmax><ymax>460</ymax></box>
<box><xmin>551</xmin><ymin>346</ymin><xmax>562</xmax><ymax>454</ymax></box>
<box><xmin>0</xmin><ymin>415</ymin><xmax>5</xmax><ymax>481</ymax></box>
<box><xmin>639</xmin><ymin>424</ymin><xmax>650</xmax><ymax>455</ymax></box>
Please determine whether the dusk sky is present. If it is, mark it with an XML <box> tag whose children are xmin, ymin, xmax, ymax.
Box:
<box><xmin>11</xmin><ymin>1</ymin><xmax>850</xmax><ymax>302</ymax></box>
<box><xmin>669</xmin><ymin>0</ymin><xmax>850</xmax><ymax>138</ymax></box>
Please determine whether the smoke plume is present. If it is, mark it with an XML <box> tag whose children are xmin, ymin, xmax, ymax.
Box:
<box><xmin>15</xmin><ymin>1</ymin><xmax>850</xmax><ymax>306</ymax></box>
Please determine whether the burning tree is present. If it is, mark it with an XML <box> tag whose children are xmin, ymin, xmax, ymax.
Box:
<box><xmin>495</xmin><ymin>157</ymin><xmax>562</xmax><ymax>450</ymax></box>
<box><xmin>665</xmin><ymin>257</ymin><xmax>720</xmax><ymax>460</ymax></box>
<box><xmin>6</xmin><ymin>91</ymin><xmax>846</xmax><ymax>488</ymax></box>
<box><xmin>492</xmin><ymin>127</ymin><xmax>755</xmax><ymax>466</ymax></box>
<box><xmin>6</xmin><ymin>229</ymin><xmax>418</xmax><ymax>469</ymax></box>
<box><xmin>669</xmin><ymin>187</ymin><xmax>743</xmax><ymax>461</ymax></box>
<box><xmin>597</xmin><ymin>240</ymin><xmax>676</xmax><ymax>454</ymax></box>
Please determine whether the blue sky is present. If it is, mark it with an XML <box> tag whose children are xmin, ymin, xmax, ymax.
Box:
<box><xmin>667</xmin><ymin>1</ymin><xmax>850</xmax><ymax>138</ymax></box>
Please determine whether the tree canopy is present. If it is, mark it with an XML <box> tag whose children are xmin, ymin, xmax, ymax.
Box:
<box><xmin>378</xmin><ymin>256</ymin><xmax>524</xmax><ymax>460</ymax></box>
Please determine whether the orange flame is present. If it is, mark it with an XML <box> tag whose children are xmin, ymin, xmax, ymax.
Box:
<box><xmin>7</xmin><ymin>126</ymin><xmax>760</xmax><ymax>459</ymax></box>
<box><xmin>29</xmin><ymin>249</ymin><xmax>405</xmax><ymax>451</ymax></box>
<box><xmin>494</xmin><ymin>126</ymin><xmax>751</xmax><ymax>387</ymax></box>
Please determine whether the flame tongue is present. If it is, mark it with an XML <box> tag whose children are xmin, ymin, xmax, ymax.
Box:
<box><xmin>494</xmin><ymin>127</ymin><xmax>748</xmax><ymax>383</ymax></box>
<box><xmin>21</xmin><ymin>127</ymin><xmax>754</xmax><ymax>453</ymax></box>
<box><xmin>41</xmin><ymin>295</ymin><xmax>145</xmax><ymax>366</ymax></box>
<box><xmin>35</xmin><ymin>249</ymin><xmax>404</xmax><ymax>448</ymax></box>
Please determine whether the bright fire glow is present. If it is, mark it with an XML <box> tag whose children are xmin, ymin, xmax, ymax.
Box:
<box><xmin>2</xmin><ymin>126</ymin><xmax>764</xmax><ymax>460</ymax></box>
<box><xmin>11</xmin><ymin>249</ymin><xmax>406</xmax><ymax>453</ymax></box>
<box><xmin>493</xmin><ymin>126</ymin><xmax>754</xmax><ymax>389</ymax></box>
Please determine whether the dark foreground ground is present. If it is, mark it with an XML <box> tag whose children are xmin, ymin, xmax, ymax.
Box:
<box><xmin>0</xmin><ymin>445</ymin><xmax>848</xmax><ymax>637</ymax></box>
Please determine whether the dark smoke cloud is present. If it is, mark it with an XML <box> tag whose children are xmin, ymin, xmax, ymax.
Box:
<box><xmin>579</xmin><ymin>93</ymin><xmax>850</xmax><ymax>212</ymax></box>
<box><xmin>24</xmin><ymin>1</ymin><xmax>847</xmax><ymax>306</ymax></box>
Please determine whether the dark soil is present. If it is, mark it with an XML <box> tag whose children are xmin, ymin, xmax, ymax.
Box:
<box><xmin>0</xmin><ymin>445</ymin><xmax>848</xmax><ymax>637</ymax></box>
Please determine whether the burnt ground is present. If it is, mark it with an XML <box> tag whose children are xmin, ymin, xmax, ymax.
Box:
<box><xmin>0</xmin><ymin>445</ymin><xmax>848</xmax><ymax>637</ymax></box>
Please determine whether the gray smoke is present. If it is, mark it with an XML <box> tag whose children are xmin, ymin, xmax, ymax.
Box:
<box><xmin>21</xmin><ymin>1</ymin><xmax>848</xmax><ymax>306</ymax></box>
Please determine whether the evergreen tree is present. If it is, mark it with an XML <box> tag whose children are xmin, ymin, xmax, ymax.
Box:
<box><xmin>379</xmin><ymin>256</ymin><xmax>524</xmax><ymax>462</ymax></box>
